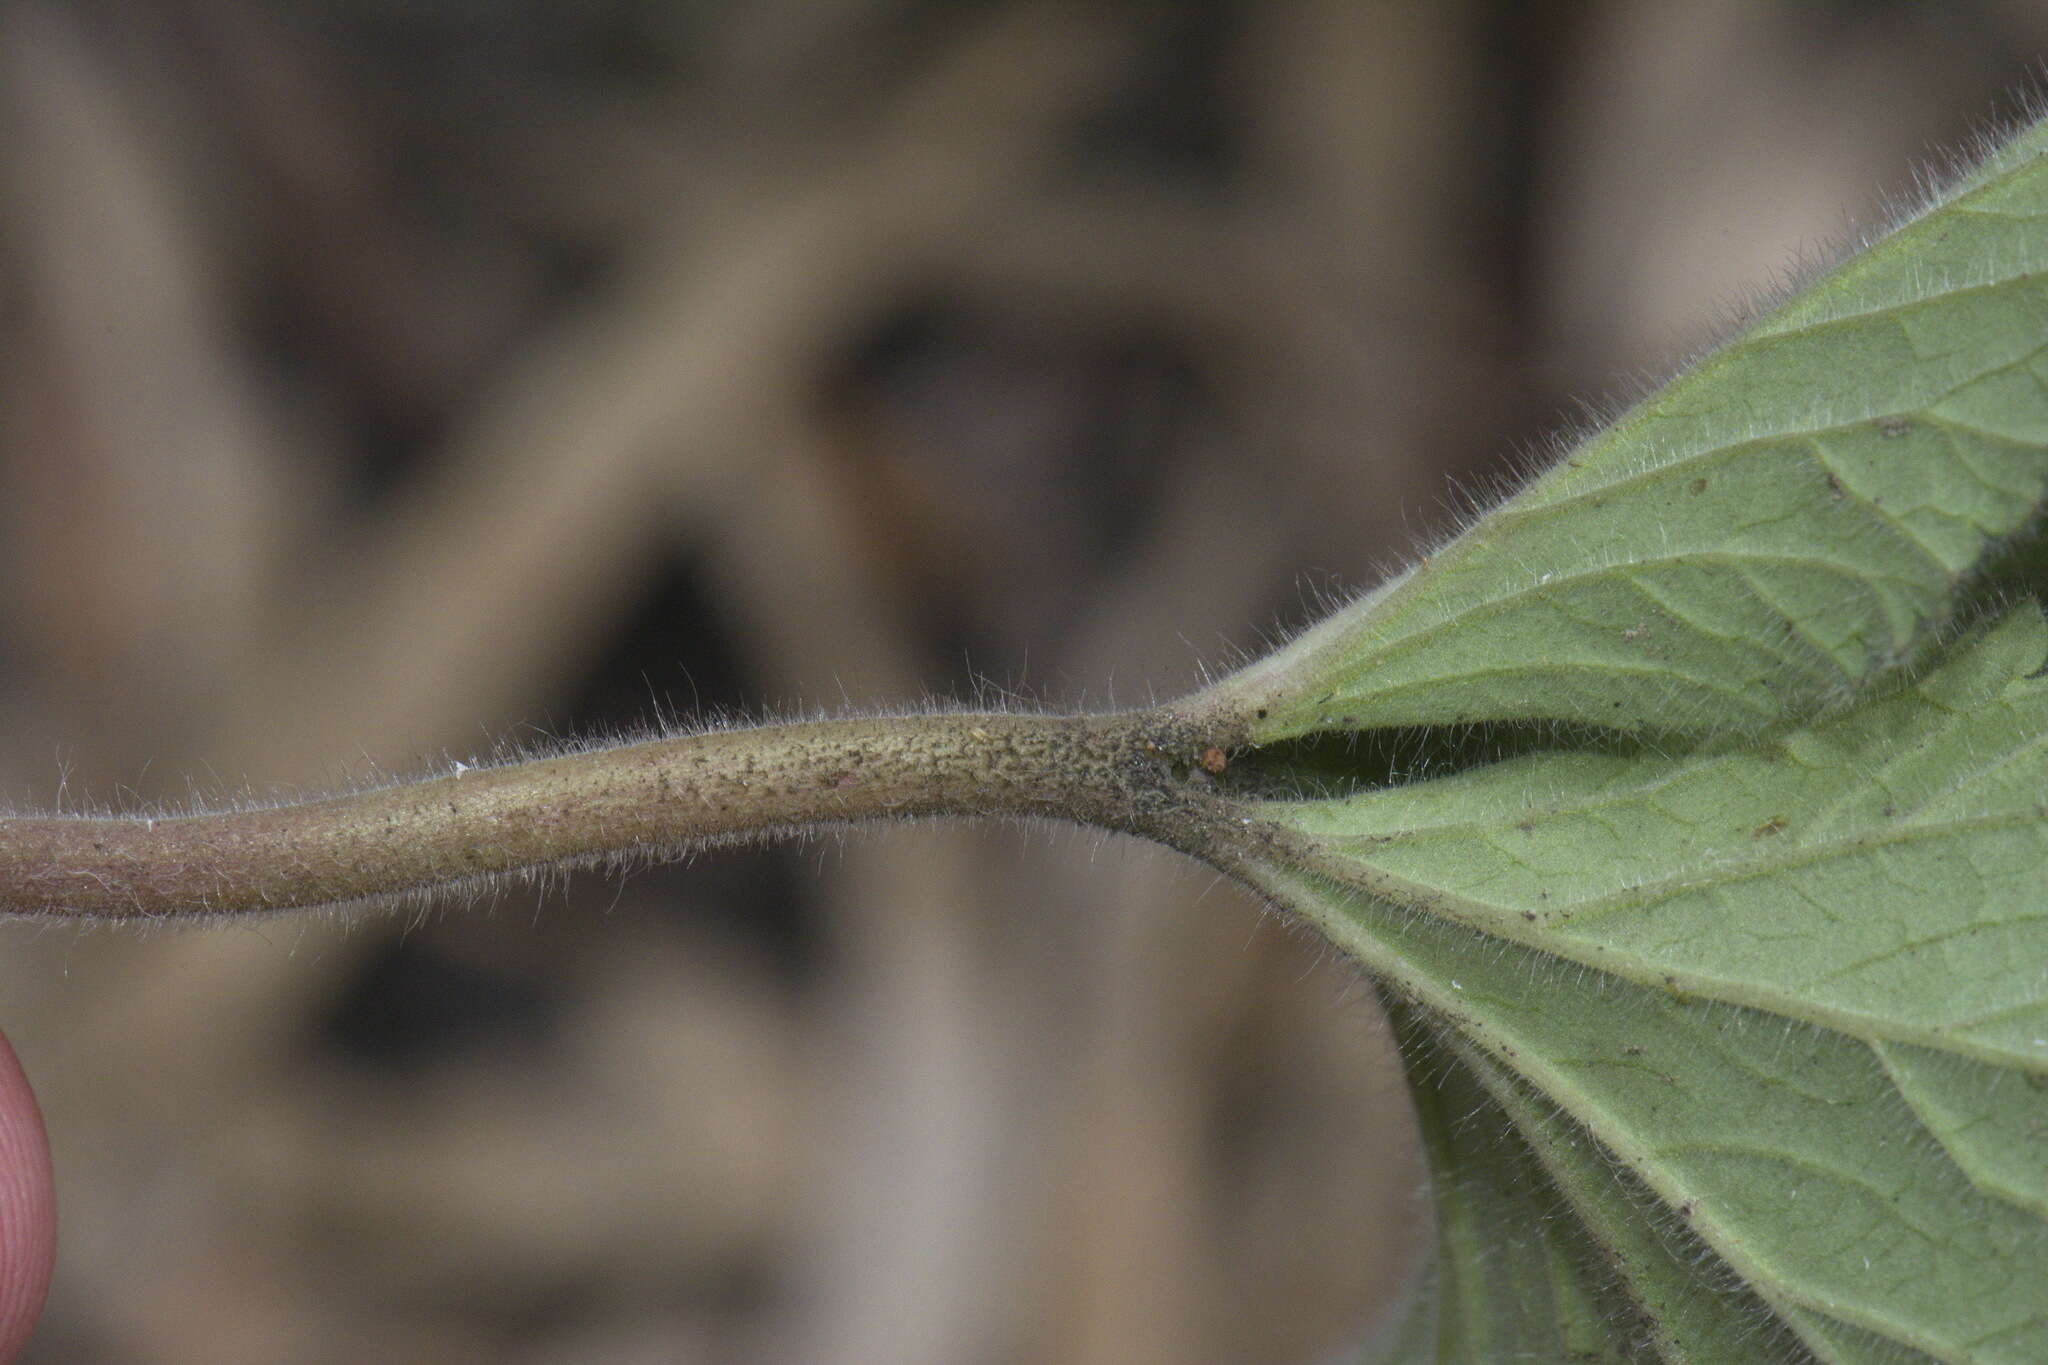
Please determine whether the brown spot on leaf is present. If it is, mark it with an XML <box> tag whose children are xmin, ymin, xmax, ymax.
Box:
<box><xmin>1198</xmin><ymin>747</ymin><xmax>1228</xmax><ymax>775</ymax></box>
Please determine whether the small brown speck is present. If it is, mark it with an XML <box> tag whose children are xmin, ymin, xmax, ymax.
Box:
<box><xmin>1622</xmin><ymin>624</ymin><xmax>1646</xmax><ymax>643</ymax></box>
<box><xmin>1690</xmin><ymin>477</ymin><xmax>1708</xmax><ymax>495</ymax></box>
<box><xmin>1878</xmin><ymin>415</ymin><xmax>1911</xmax><ymax>438</ymax></box>
<box><xmin>1199</xmin><ymin>747</ymin><xmax>1229</xmax><ymax>775</ymax></box>
<box><xmin>1622</xmin><ymin>1044</ymin><xmax>1645</xmax><ymax>1056</ymax></box>
<box><xmin>1753</xmin><ymin>817</ymin><xmax>1787</xmax><ymax>839</ymax></box>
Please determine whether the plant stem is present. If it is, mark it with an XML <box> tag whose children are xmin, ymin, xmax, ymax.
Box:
<box><xmin>0</xmin><ymin>709</ymin><xmax>1245</xmax><ymax>922</ymax></box>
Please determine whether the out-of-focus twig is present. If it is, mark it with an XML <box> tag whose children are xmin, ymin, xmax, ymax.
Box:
<box><xmin>223</xmin><ymin>2</ymin><xmax>1140</xmax><ymax>783</ymax></box>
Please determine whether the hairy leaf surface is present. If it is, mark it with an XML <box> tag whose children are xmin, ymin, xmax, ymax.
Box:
<box><xmin>1252</xmin><ymin>862</ymin><xmax>2048</xmax><ymax>1361</ymax></box>
<box><xmin>1266</xmin><ymin>608</ymin><xmax>2048</xmax><ymax>1076</ymax></box>
<box><xmin>1358</xmin><ymin>1008</ymin><xmax>1652</xmax><ymax>1363</ymax></box>
<box><xmin>1202</xmin><ymin>115</ymin><xmax>2048</xmax><ymax>1363</ymax></box>
<box><xmin>1211</xmin><ymin>119</ymin><xmax>2048</xmax><ymax>744</ymax></box>
<box><xmin>1246</xmin><ymin>612</ymin><xmax>2048</xmax><ymax>1360</ymax></box>
<box><xmin>1366</xmin><ymin>997</ymin><xmax>1807</xmax><ymax>1364</ymax></box>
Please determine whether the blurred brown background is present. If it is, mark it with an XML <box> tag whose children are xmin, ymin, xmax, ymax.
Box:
<box><xmin>0</xmin><ymin>3</ymin><xmax>2042</xmax><ymax>1362</ymax></box>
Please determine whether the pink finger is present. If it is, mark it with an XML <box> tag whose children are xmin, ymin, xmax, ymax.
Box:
<box><xmin>0</xmin><ymin>1029</ymin><xmax>53</xmax><ymax>1363</ymax></box>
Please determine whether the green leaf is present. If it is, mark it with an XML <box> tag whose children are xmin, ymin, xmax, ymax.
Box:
<box><xmin>1265</xmin><ymin>607</ymin><xmax>2048</xmax><ymax>1075</ymax></box>
<box><xmin>1187</xmin><ymin>112</ymin><xmax>2048</xmax><ymax>1364</ymax></box>
<box><xmin>1359</xmin><ymin>1001</ymin><xmax>1649</xmax><ymax>1363</ymax></box>
<box><xmin>1254</xmin><ymin>866</ymin><xmax>2047</xmax><ymax>1361</ymax></box>
<box><xmin>1253</xmin><ymin>613</ymin><xmax>2048</xmax><ymax>1358</ymax></box>
<box><xmin>1206</xmin><ymin>118</ymin><xmax>2048</xmax><ymax>744</ymax></box>
<box><xmin>1367</xmin><ymin>998</ymin><xmax>1802</xmax><ymax>1364</ymax></box>
<box><xmin>1246</xmin><ymin>611</ymin><xmax>2048</xmax><ymax>1361</ymax></box>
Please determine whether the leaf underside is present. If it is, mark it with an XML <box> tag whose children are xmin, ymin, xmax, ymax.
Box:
<box><xmin>1363</xmin><ymin>997</ymin><xmax>1808</xmax><ymax>1365</ymax></box>
<box><xmin>1220</xmin><ymin>118</ymin><xmax>2048</xmax><ymax>745</ymax></box>
<box><xmin>1213</xmin><ymin>114</ymin><xmax>2048</xmax><ymax>1364</ymax></box>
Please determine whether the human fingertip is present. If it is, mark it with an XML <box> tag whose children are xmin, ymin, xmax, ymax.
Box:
<box><xmin>0</xmin><ymin>1029</ymin><xmax>54</xmax><ymax>1363</ymax></box>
